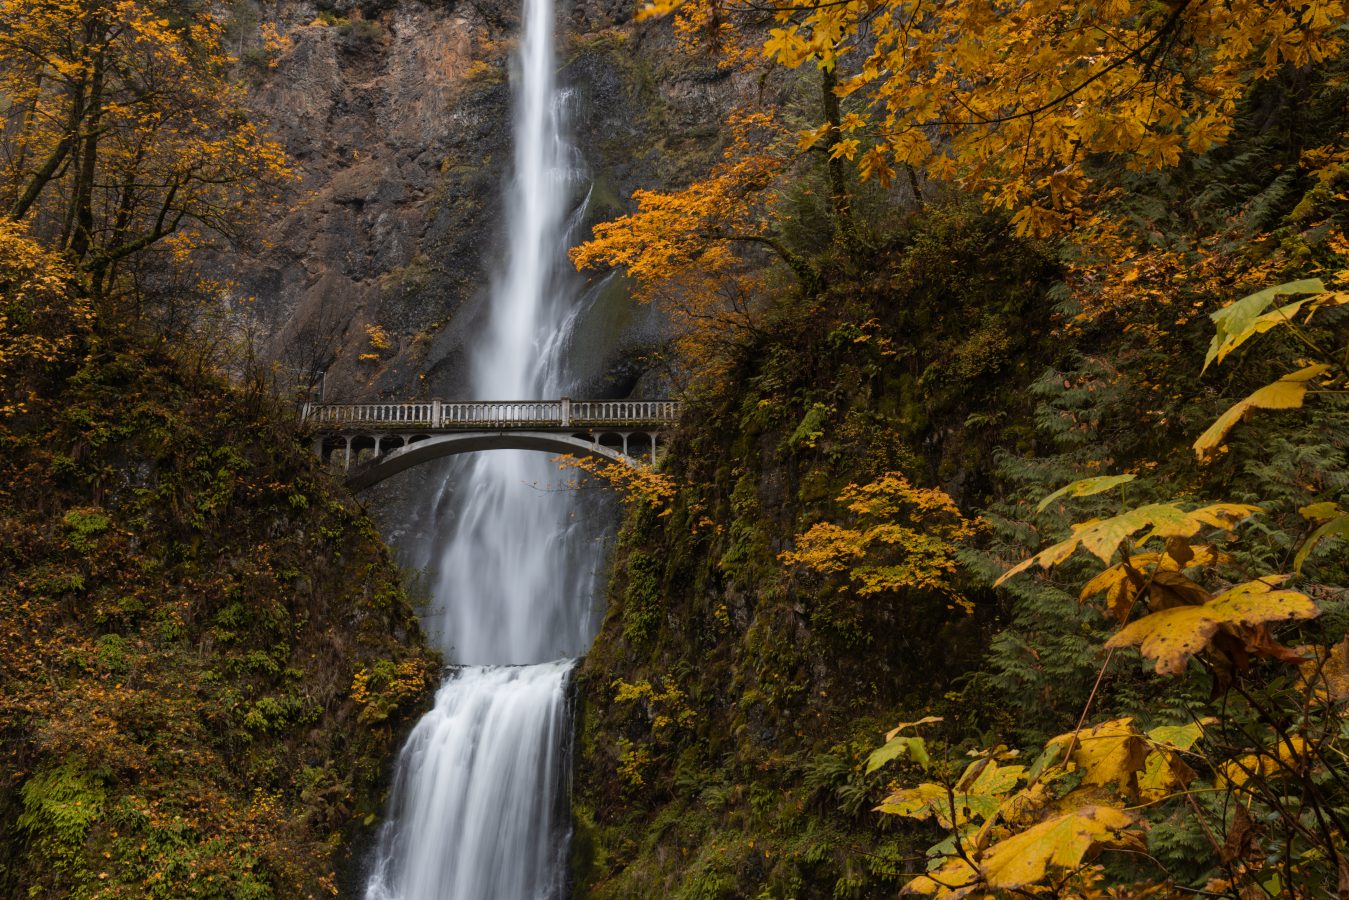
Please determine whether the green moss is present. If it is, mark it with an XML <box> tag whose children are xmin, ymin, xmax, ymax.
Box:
<box><xmin>17</xmin><ymin>761</ymin><xmax>106</xmax><ymax>892</ymax></box>
<box><xmin>571</xmin><ymin>203</ymin><xmax>1058</xmax><ymax>898</ymax></box>
<box><xmin>61</xmin><ymin>508</ymin><xmax>111</xmax><ymax>553</ymax></box>
<box><xmin>622</xmin><ymin>551</ymin><xmax>662</xmax><ymax>644</ymax></box>
<box><xmin>0</xmin><ymin>333</ymin><xmax>436</xmax><ymax>897</ymax></box>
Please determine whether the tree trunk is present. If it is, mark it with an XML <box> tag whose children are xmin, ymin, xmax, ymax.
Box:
<box><xmin>820</xmin><ymin>67</ymin><xmax>859</xmax><ymax>250</ymax></box>
<box><xmin>69</xmin><ymin>47</ymin><xmax>106</xmax><ymax>267</ymax></box>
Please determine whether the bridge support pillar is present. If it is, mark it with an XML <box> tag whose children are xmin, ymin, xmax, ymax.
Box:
<box><xmin>432</xmin><ymin>400</ymin><xmax>442</xmax><ymax>428</ymax></box>
<box><xmin>560</xmin><ymin>397</ymin><xmax>571</xmax><ymax>427</ymax></box>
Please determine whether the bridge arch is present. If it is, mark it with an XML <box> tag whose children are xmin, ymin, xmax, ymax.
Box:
<box><xmin>343</xmin><ymin>431</ymin><xmax>631</xmax><ymax>492</ymax></box>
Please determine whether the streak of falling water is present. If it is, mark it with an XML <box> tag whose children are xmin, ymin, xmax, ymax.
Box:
<box><xmin>363</xmin><ymin>0</ymin><xmax>602</xmax><ymax>894</ymax></box>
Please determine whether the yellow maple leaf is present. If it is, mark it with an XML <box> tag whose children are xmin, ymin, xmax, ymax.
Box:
<box><xmin>877</xmin><ymin>759</ymin><xmax>1025</xmax><ymax>828</ymax></box>
<box><xmin>1105</xmin><ymin>578</ymin><xmax>1319</xmax><ymax>675</ymax></box>
<box><xmin>1036</xmin><ymin>473</ymin><xmax>1136</xmax><ymax>513</ymax></box>
<box><xmin>903</xmin><ymin>856</ymin><xmax>981</xmax><ymax>898</ymax></box>
<box><xmin>996</xmin><ymin>503</ymin><xmax>1259</xmax><ymax>585</ymax></box>
<box><xmin>1202</xmin><ymin>278</ymin><xmax>1325</xmax><ymax>373</ymax></box>
<box><xmin>828</xmin><ymin>138</ymin><xmax>860</xmax><ymax>161</ymax></box>
<box><xmin>795</xmin><ymin>122</ymin><xmax>832</xmax><ymax>152</ymax></box>
<box><xmin>1218</xmin><ymin>736</ymin><xmax>1309</xmax><ymax>789</ymax></box>
<box><xmin>1297</xmin><ymin>637</ymin><xmax>1349</xmax><ymax>705</ymax></box>
<box><xmin>1047</xmin><ymin>718</ymin><xmax>1150</xmax><ymax>790</ymax></box>
<box><xmin>978</xmin><ymin>806</ymin><xmax>1134</xmax><ymax>889</ymax></box>
<box><xmin>1194</xmin><ymin>364</ymin><xmax>1333</xmax><ymax>460</ymax></box>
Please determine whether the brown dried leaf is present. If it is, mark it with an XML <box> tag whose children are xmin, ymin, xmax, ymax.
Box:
<box><xmin>1147</xmin><ymin>570</ymin><xmax>1213</xmax><ymax>610</ymax></box>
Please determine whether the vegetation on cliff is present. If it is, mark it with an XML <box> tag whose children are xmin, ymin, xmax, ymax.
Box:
<box><xmin>0</xmin><ymin>247</ymin><xmax>436</xmax><ymax>896</ymax></box>
<box><xmin>570</xmin><ymin>0</ymin><xmax>1349</xmax><ymax>895</ymax></box>
<box><xmin>2</xmin><ymin>0</ymin><xmax>1347</xmax><ymax>894</ymax></box>
<box><xmin>0</xmin><ymin>1</ymin><xmax>436</xmax><ymax>894</ymax></box>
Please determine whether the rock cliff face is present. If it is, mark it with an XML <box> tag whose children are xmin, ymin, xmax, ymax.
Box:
<box><xmin>224</xmin><ymin>0</ymin><xmax>745</xmax><ymax>403</ymax></box>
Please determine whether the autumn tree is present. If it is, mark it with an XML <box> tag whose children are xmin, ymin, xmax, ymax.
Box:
<box><xmin>572</xmin><ymin>110</ymin><xmax>814</xmax><ymax>371</ymax></box>
<box><xmin>782</xmin><ymin>472</ymin><xmax>979</xmax><ymax>612</ymax></box>
<box><xmin>642</xmin><ymin>0</ymin><xmax>1344</xmax><ymax>236</ymax></box>
<box><xmin>0</xmin><ymin>219</ymin><xmax>89</xmax><ymax>416</ymax></box>
<box><xmin>576</xmin><ymin>0</ymin><xmax>1348</xmax><ymax>363</ymax></box>
<box><xmin>0</xmin><ymin>0</ymin><xmax>289</xmax><ymax>304</ymax></box>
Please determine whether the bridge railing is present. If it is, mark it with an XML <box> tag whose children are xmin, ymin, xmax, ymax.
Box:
<box><xmin>301</xmin><ymin>398</ymin><xmax>679</xmax><ymax>430</ymax></box>
<box><xmin>303</xmin><ymin>402</ymin><xmax>436</xmax><ymax>427</ymax></box>
<box><xmin>441</xmin><ymin>401</ymin><xmax>563</xmax><ymax>427</ymax></box>
<box><xmin>568</xmin><ymin>400</ymin><xmax>678</xmax><ymax>426</ymax></box>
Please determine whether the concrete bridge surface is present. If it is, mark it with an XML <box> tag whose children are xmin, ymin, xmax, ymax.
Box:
<box><xmin>301</xmin><ymin>399</ymin><xmax>678</xmax><ymax>491</ymax></box>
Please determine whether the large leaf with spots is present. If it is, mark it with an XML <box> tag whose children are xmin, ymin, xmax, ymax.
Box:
<box><xmin>1105</xmin><ymin>578</ymin><xmax>1318</xmax><ymax>674</ymax></box>
<box><xmin>978</xmin><ymin>806</ymin><xmax>1134</xmax><ymax>889</ymax></box>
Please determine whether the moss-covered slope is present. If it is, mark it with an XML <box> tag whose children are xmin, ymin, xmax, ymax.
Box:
<box><xmin>570</xmin><ymin>208</ymin><xmax>1058</xmax><ymax>898</ymax></box>
<box><xmin>0</xmin><ymin>334</ymin><xmax>436</xmax><ymax>898</ymax></box>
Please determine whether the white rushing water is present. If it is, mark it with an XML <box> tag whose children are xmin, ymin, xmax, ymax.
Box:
<box><xmin>363</xmin><ymin>0</ymin><xmax>600</xmax><ymax>895</ymax></box>
<box><xmin>363</xmin><ymin>663</ymin><xmax>573</xmax><ymax>900</ymax></box>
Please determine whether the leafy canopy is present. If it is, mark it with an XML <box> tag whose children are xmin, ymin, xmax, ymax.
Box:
<box><xmin>0</xmin><ymin>0</ymin><xmax>291</xmax><ymax>300</ymax></box>
<box><xmin>639</xmin><ymin>0</ymin><xmax>1344</xmax><ymax>236</ymax></box>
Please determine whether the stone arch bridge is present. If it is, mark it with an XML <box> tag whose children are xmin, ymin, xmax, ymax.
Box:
<box><xmin>302</xmin><ymin>399</ymin><xmax>678</xmax><ymax>491</ymax></box>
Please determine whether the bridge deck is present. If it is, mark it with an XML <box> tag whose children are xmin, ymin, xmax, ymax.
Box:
<box><xmin>301</xmin><ymin>399</ymin><xmax>678</xmax><ymax>432</ymax></box>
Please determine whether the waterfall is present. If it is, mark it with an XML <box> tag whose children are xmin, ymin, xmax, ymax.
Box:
<box><xmin>363</xmin><ymin>0</ymin><xmax>601</xmax><ymax>895</ymax></box>
<box><xmin>363</xmin><ymin>664</ymin><xmax>574</xmax><ymax>900</ymax></box>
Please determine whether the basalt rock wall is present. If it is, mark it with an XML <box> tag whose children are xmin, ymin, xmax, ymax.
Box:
<box><xmin>222</xmin><ymin>0</ymin><xmax>747</xmax><ymax>403</ymax></box>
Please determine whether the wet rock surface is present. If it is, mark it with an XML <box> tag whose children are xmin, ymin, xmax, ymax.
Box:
<box><xmin>222</xmin><ymin>0</ymin><xmax>742</xmax><ymax>403</ymax></box>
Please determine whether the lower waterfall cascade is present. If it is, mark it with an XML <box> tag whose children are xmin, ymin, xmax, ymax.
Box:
<box><xmin>362</xmin><ymin>664</ymin><xmax>573</xmax><ymax>900</ymax></box>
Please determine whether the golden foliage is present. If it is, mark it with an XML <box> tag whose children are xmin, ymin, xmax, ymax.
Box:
<box><xmin>0</xmin><ymin>0</ymin><xmax>292</xmax><ymax>297</ymax></box>
<box><xmin>555</xmin><ymin>453</ymin><xmax>677</xmax><ymax>512</ymax></box>
<box><xmin>1202</xmin><ymin>279</ymin><xmax>1330</xmax><ymax>373</ymax></box>
<box><xmin>878</xmin><ymin>755</ymin><xmax>1026</xmax><ymax>828</ymax></box>
<box><xmin>360</xmin><ymin>324</ymin><xmax>393</xmax><ymax>362</ymax></box>
<box><xmin>975</xmin><ymin>806</ymin><xmax>1134</xmax><ymax>891</ymax></box>
<box><xmin>874</xmin><ymin>717</ymin><xmax>1233</xmax><ymax>895</ymax></box>
<box><xmin>571</xmin><ymin>110</ymin><xmax>801</xmax><ymax>375</ymax></box>
<box><xmin>0</xmin><ymin>220</ymin><xmax>88</xmax><ymax>416</ymax></box>
<box><xmin>1193</xmin><ymin>277</ymin><xmax>1349</xmax><ymax>459</ymax></box>
<box><xmin>1047</xmin><ymin>718</ymin><xmax>1150</xmax><ymax>791</ymax></box>
<box><xmin>1105</xmin><ymin>577</ymin><xmax>1319</xmax><ymax>675</ymax></box>
<box><xmin>1296</xmin><ymin>638</ymin><xmax>1349</xmax><ymax>706</ymax></box>
<box><xmin>781</xmin><ymin>472</ymin><xmax>979</xmax><ymax>611</ymax></box>
<box><xmin>1001</xmin><ymin>486</ymin><xmax>1320</xmax><ymax>679</ymax></box>
<box><xmin>570</xmin><ymin>111</ymin><xmax>787</xmax><ymax>294</ymax></box>
<box><xmin>995</xmin><ymin>501</ymin><xmax>1259</xmax><ymax>584</ymax></box>
<box><xmin>644</xmin><ymin>0</ymin><xmax>1343</xmax><ymax>239</ymax></box>
<box><xmin>350</xmin><ymin>658</ymin><xmax>435</xmax><ymax>725</ymax></box>
<box><xmin>1035</xmin><ymin>474</ymin><xmax>1135</xmax><ymax>514</ymax></box>
<box><xmin>1217</xmin><ymin>736</ymin><xmax>1309</xmax><ymax>790</ymax></box>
